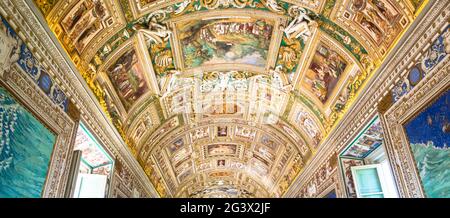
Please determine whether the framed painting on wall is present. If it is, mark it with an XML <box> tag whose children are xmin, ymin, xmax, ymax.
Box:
<box><xmin>381</xmin><ymin>55</ymin><xmax>449</xmax><ymax>198</ymax></box>
<box><xmin>0</xmin><ymin>85</ymin><xmax>57</xmax><ymax>197</ymax></box>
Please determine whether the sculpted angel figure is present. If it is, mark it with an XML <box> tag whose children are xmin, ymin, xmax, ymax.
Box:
<box><xmin>444</xmin><ymin>29</ymin><xmax>450</xmax><ymax>54</ymax></box>
<box><xmin>284</xmin><ymin>7</ymin><xmax>316</xmax><ymax>42</ymax></box>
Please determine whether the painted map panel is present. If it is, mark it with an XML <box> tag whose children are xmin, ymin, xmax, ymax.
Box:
<box><xmin>177</xmin><ymin>17</ymin><xmax>273</xmax><ymax>69</ymax></box>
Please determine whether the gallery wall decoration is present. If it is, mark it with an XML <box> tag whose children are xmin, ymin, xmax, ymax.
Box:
<box><xmin>177</xmin><ymin>17</ymin><xmax>273</xmax><ymax>68</ymax></box>
<box><xmin>0</xmin><ymin>86</ymin><xmax>56</xmax><ymax>197</ymax></box>
<box><xmin>392</xmin><ymin>25</ymin><xmax>449</xmax><ymax>103</ymax></box>
<box><xmin>283</xmin><ymin>0</ymin><xmax>450</xmax><ymax>198</ymax></box>
<box><xmin>20</xmin><ymin>0</ymin><xmax>437</xmax><ymax>198</ymax></box>
<box><xmin>0</xmin><ymin>7</ymin><xmax>84</xmax><ymax>197</ymax></box>
<box><xmin>74</xmin><ymin>123</ymin><xmax>114</xmax><ymax>174</ymax></box>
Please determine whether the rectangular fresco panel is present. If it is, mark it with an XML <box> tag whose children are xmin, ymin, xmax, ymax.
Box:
<box><xmin>107</xmin><ymin>49</ymin><xmax>148</xmax><ymax>110</ymax></box>
<box><xmin>0</xmin><ymin>86</ymin><xmax>56</xmax><ymax>197</ymax></box>
<box><xmin>404</xmin><ymin>89</ymin><xmax>450</xmax><ymax>198</ymax></box>
<box><xmin>60</xmin><ymin>0</ymin><xmax>110</xmax><ymax>53</ymax></box>
<box><xmin>303</xmin><ymin>43</ymin><xmax>347</xmax><ymax>104</ymax></box>
<box><xmin>177</xmin><ymin>17</ymin><xmax>274</xmax><ymax>69</ymax></box>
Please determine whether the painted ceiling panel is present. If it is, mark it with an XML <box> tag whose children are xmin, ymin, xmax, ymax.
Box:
<box><xmin>34</xmin><ymin>0</ymin><xmax>427</xmax><ymax>197</ymax></box>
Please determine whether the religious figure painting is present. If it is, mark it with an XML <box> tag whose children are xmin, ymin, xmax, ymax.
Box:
<box><xmin>107</xmin><ymin>49</ymin><xmax>149</xmax><ymax>110</ymax></box>
<box><xmin>177</xmin><ymin>17</ymin><xmax>274</xmax><ymax>69</ymax></box>
<box><xmin>303</xmin><ymin>43</ymin><xmax>348</xmax><ymax>104</ymax></box>
<box><xmin>60</xmin><ymin>1</ymin><xmax>89</xmax><ymax>32</ymax></box>
<box><xmin>404</xmin><ymin>89</ymin><xmax>450</xmax><ymax>198</ymax></box>
<box><xmin>0</xmin><ymin>86</ymin><xmax>56</xmax><ymax>198</ymax></box>
<box><xmin>217</xmin><ymin>159</ymin><xmax>226</xmax><ymax>167</ymax></box>
<box><xmin>260</xmin><ymin>134</ymin><xmax>278</xmax><ymax>151</ymax></box>
<box><xmin>177</xmin><ymin>167</ymin><xmax>193</xmax><ymax>183</ymax></box>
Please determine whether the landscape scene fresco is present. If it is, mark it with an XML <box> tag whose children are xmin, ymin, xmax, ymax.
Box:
<box><xmin>177</xmin><ymin>17</ymin><xmax>274</xmax><ymax>69</ymax></box>
<box><xmin>405</xmin><ymin>89</ymin><xmax>449</xmax><ymax>198</ymax></box>
<box><xmin>107</xmin><ymin>49</ymin><xmax>149</xmax><ymax>110</ymax></box>
<box><xmin>0</xmin><ymin>86</ymin><xmax>56</xmax><ymax>198</ymax></box>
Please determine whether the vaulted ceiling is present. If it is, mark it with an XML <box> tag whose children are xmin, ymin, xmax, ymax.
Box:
<box><xmin>33</xmin><ymin>0</ymin><xmax>426</xmax><ymax>197</ymax></box>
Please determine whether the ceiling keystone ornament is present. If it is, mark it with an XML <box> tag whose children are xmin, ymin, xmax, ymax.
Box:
<box><xmin>32</xmin><ymin>0</ymin><xmax>428</xmax><ymax>197</ymax></box>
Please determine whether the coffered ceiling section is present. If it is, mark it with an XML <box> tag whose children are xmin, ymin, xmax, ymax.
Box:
<box><xmin>34</xmin><ymin>0</ymin><xmax>426</xmax><ymax>197</ymax></box>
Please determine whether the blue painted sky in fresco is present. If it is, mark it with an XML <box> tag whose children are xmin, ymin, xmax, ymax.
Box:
<box><xmin>405</xmin><ymin>90</ymin><xmax>449</xmax><ymax>148</ymax></box>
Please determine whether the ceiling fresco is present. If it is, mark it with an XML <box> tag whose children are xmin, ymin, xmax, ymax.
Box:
<box><xmin>74</xmin><ymin>124</ymin><xmax>114</xmax><ymax>175</ymax></box>
<box><xmin>33</xmin><ymin>0</ymin><xmax>427</xmax><ymax>197</ymax></box>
